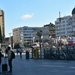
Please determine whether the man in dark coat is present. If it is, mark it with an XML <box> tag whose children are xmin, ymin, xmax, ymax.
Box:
<box><xmin>0</xmin><ymin>49</ymin><xmax>3</xmax><ymax>73</ymax></box>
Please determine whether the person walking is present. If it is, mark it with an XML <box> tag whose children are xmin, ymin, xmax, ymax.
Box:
<box><xmin>16</xmin><ymin>49</ymin><xmax>19</xmax><ymax>55</ymax></box>
<box><xmin>5</xmin><ymin>47</ymin><xmax>14</xmax><ymax>73</ymax></box>
<box><xmin>19</xmin><ymin>48</ymin><xmax>22</xmax><ymax>58</ymax></box>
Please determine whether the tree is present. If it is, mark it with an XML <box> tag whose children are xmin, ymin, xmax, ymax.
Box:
<box><xmin>23</xmin><ymin>42</ymin><xmax>31</xmax><ymax>47</ymax></box>
<box><xmin>36</xmin><ymin>30</ymin><xmax>42</xmax><ymax>38</ymax></box>
<box><xmin>23</xmin><ymin>42</ymin><xmax>27</xmax><ymax>47</ymax></box>
<box><xmin>36</xmin><ymin>30</ymin><xmax>42</xmax><ymax>42</ymax></box>
<box><xmin>14</xmin><ymin>43</ymin><xmax>20</xmax><ymax>49</ymax></box>
<box><xmin>36</xmin><ymin>30</ymin><xmax>42</xmax><ymax>59</ymax></box>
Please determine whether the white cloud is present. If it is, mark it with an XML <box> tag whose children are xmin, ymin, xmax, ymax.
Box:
<box><xmin>21</xmin><ymin>13</ymin><xmax>34</xmax><ymax>19</ymax></box>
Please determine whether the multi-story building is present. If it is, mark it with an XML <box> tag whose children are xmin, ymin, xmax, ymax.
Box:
<box><xmin>0</xmin><ymin>9</ymin><xmax>5</xmax><ymax>42</ymax></box>
<box><xmin>55</xmin><ymin>15</ymin><xmax>72</xmax><ymax>37</ymax></box>
<box><xmin>13</xmin><ymin>26</ymin><xmax>41</xmax><ymax>44</ymax></box>
<box><xmin>55</xmin><ymin>7</ymin><xmax>75</xmax><ymax>38</ymax></box>
<box><xmin>13</xmin><ymin>28</ymin><xmax>21</xmax><ymax>43</ymax></box>
<box><xmin>13</xmin><ymin>23</ymin><xmax>55</xmax><ymax>44</ymax></box>
<box><xmin>43</xmin><ymin>23</ymin><xmax>55</xmax><ymax>38</ymax></box>
<box><xmin>72</xmin><ymin>7</ymin><xmax>75</xmax><ymax>36</ymax></box>
<box><xmin>41</xmin><ymin>23</ymin><xmax>55</xmax><ymax>41</ymax></box>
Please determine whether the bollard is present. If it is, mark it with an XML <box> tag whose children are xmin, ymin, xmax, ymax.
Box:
<box><xmin>26</xmin><ymin>51</ymin><xmax>29</xmax><ymax>59</ymax></box>
<box><xmin>34</xmin><ymin>48</ymin><xmax>38</xmax><ymax>59</ymax></box>
<box><xmin>31</xmin><ymin>47</ymin><xmax>34</xmax><ymax>59</ymax></box>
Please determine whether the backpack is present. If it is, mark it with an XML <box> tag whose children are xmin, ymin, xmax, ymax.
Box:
<box><xmin>11</xmin><ymin>51</ymin><xmax>15</xmax><ymax>59</ymax></box>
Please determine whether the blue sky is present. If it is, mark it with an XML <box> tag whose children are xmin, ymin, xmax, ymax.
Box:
<box><xmin>0</xmin><ymin>0</ymin><xmax>75</xmax><ymax>37</ymax></box>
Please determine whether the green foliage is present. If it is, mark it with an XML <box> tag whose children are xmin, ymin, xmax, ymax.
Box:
<box><xmin>36</xmin><ymin>30</ymin><xmax>43</xmax><ymax>44</ymax></box>
<box><xmin>23</xmin><ymin>42</ymin><xmax>31</xmax><ymax>47</ymax></box>
<box><xmin>14</xmin><ymin>43</ymin><xmax>20</xmax><ymax>49</ymax></box>
<box><xmin>23</xmin><ymin>42</ymin><xmax>27</xmax><ymax>47</ymax></box>
<box><xmin>36</xmin><ymin>30</ymin><xmax>42</xmax><ymax>38</ymax></box>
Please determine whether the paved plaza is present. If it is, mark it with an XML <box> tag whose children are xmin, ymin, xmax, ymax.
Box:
<box><xmin>1</xmin><ymin>53</ymin><xmax>75</xmax><ymax>75</ymax></box>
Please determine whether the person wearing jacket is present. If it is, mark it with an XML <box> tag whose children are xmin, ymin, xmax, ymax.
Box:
<box><xmin>19</xmin><ymin>48</ymin><xmax>22</xmax><ymax>58</ymax></box>
<box><xmin>0</xmin><ymin>49</ymin><xmax>4</xmax><ymax>73</ymax></box>
<box><xmin>5</xmin><ymin>47</ymin><xmax>12</xmax><ymax>73</ymax></box>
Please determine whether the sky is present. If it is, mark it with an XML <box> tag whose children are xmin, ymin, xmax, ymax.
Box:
<box><xmin>0</xmin><ymin>0</ymin><xmax>75</xmax><ymax>37</ymax></box>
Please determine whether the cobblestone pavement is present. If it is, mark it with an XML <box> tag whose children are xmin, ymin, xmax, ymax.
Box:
<box><xmin>1</xmin><ymin>53</ymin><xmax>75</xmax><ymax>75</ymax></box>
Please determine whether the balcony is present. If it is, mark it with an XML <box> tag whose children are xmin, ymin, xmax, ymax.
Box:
<box><xmin>49</xmin><ymin>28</ymin><xmax>55</xmax><ymax>31</ymax></box>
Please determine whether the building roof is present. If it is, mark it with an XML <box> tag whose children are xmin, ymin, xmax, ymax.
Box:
<box><xmin>44</xmin><ymin>22</ymin><xmax>55</xmax><ymax>27</ymax></box>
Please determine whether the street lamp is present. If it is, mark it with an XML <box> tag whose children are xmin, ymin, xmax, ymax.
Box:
<box><xmin>9</xmin><ymin>33</ymin><xmax>11</xmax><ymax>48</ymax></box>
<box><xmin>30</xmin><ymin>33</ymin><xmax>33</xmax><ymax>47</ymax></box>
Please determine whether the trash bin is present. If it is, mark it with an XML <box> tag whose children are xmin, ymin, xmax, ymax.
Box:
<box><xmin>26</xmin><ymin>51</ymin><xmax>29</xmax><ymax>59</ymax></box>
<box><xmin>34</xmin><ymin>48</ymin><xmax>38</xmax><ymax>59</ymax></box>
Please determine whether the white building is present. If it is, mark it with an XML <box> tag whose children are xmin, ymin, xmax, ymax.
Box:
<box><xmin>13</xmin><ymin>23</ymin><xmax>55</xmax><ymax>44</ymax></box>
<box><xmin>13</xmin><ymin>26</ymin><xmax>41</xmax><ymax>43</ymax></box>
<box><xmin>72</xmin><ymin>7</ymin><xmax>75</xmax><ymax>36</ymax></box>
<box><xmin>55</xmin><ymin>15</ymin><xmax>72</xmax><ymax>37</ymax></box>
<box><xmin>55</xmin><ymin>7</ymin><xmax>75</xmax><ymax>38</ymax></box>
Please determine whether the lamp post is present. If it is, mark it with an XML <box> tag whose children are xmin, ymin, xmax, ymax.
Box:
<box><xmin>31</xmin><ymin>36</ymin><xmax>35</xmax><ymax>59</ymax></box>
<box><xmin>36</xmin><ymin>30</ymin><xmax>42</xmax><ymax>59</ymax></box>
<box><xmin>59</xmin><ymin>11</ymin><xmax>62</xmax><ymax>50</ymax></box>
<box><xmin>9</xmin><ymin>33</ymin><xmax>11</xmax><ymax>48</ymax></box>
<box><xmin>41</xmin><ymin>35</ymin><xmax>44</xmax><ymax>59</ymax></box>
<box><xmin>30</xmin><ymin>33</ymin><xmax>33</xmax><ymax>48</ymax></box>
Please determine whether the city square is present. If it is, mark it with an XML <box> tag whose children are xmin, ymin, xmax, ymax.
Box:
<box><xmin>0</xmin><ymin>1</ymin><xmax>75</xmax><ymax>75</ymax></box>
<box><xmin>1</xmin><ymin>53</ymin><xmax>75</xmax><ymax>75</ymax></box>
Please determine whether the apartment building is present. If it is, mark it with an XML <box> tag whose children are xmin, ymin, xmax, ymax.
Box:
<box><xmin>13</xmin><ymin>26</ymin><xmax>41</xmax><ymax>44</ymax></box>
<box><xmin>72</xmin><ymin>7</ymin><xmax>75</xmax><ymax>36</ymax></box>
<box><xmin>55</xmin><ymin>7</ymin><xmax>75</xmax><ymax>38</ymax></box>
<box><xmin>13</xmin><ymin>23</ymin><xmax>55</xmax><ymax>44</ymax></box>
<box><xmin>55</xmin><ymin>15</ymin><xmax>72</xmax><ymax>37</ymax></box>
<box><xmin>0</xmin><ymin>9</ymin><xmax>5</xmax><ymax>42</ymax></box>
<box><xmin>44</xmin><ymin>23</ymin><xmax>55</xmax><ymax>37</ymax></box>
<box><xmin>13</xmin><ymin>28</ymin><xmax>20</xmax><ymax>43</ymax></box>
<box><xmin>41</xmin><ymin>23</ymin><xmax>55</xmax><ymax>40</ymax></box>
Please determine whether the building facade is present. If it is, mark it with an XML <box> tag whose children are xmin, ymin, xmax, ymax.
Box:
<box><xmin>41</xmin><ymin>23</ymin><xmax>55</xmax><ymax>40</ymax></box>
<box><xmin>13</xmin><ymin>26</ymin><xmax>41</xmax><ymax>44</ymax></box>
<box><xmin>55</xmin><ymin>8</ymin><xmax>75</xmax><ymax>38</ymax></box>
<box><xmin>13</xmin><ymin>23</ymin><xmax>55</xmax><ymax>44</ymax></box>
<box><xmin>55</xmin><ymin>15</ymin><xmax>72</xmax><ymax>37</ymax></box>
<box><xmin>0</xmin><ymin>9</ymin><xmax>5</xmax><ymax>42</ymax></box>
<box><xmin>43</xmin><ymin>23</ymin><xmax>55</xmax><ymax>38</ymax></box>
<box><xmin>72</xmin><ymin>7</ymin><xmax>75</xmax><ymax>36</ymax></box>
<box><xmin>13</xmin><ymin>28</ymin><xmax>21</xmax><ymax>43</ymax></box>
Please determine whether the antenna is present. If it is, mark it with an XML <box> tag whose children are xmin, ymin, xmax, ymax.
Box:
<box><xmin>59</xmin><ymin>11</ymin><xmax>61</xmax><ymax>22</ymax></box>
<box><xmin>59</xmin><ymin>11</ymin><xmax>60</xmax><ymax>18</ymax></box>
<box><xmin>59</xmin><ymin>11</ymin><xmax>61</xmax><ymax>37</ymax></box>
